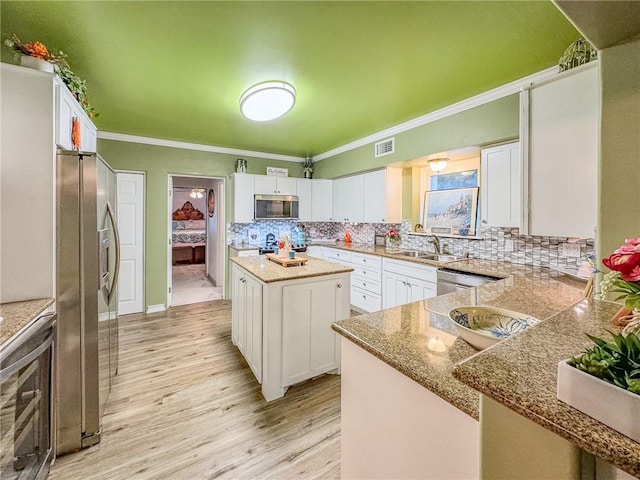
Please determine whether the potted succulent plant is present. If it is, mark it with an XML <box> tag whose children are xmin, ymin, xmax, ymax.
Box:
<box><xmin>557</xmin><ymin>329</ymin><xmax>640</xmax><ymax>442</ymax></box>
<box><xmin>4</xmin><ymin>33</ymin><xmax>98</xmax><ymax>118</ymax></box>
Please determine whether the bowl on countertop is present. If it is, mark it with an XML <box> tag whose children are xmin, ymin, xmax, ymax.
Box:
<box><xmin>448</xmin><ymin>306</ymin><xmax>540</xmax><ymax>350</ymax></box>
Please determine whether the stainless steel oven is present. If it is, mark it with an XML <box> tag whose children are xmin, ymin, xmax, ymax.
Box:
<box><xmin>0</xmin><ymin>313</ymin><xmax>56</xmax><ymax>480</ymax></box>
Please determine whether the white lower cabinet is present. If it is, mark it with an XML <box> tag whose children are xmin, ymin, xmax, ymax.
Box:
<box><xmin>231</xmin><ymin>264</ymin><xmax>263</xmax><ymax>381</ymax></box>
<box><xmin>382</xmin><ymin>258</ymin><xmax>438</xmax><ymax>309</ymax></box>
<box><xmin>325</xmin><ymin>249</ymin><xmax>383</xmax><ymax>313</ymax></box>
<box><xmin>231</xmin><ymin>262</ymin><xmax>350</xmax><ymax>401</ymax></box>
<box><xmin>305</xmin><ymin>245</ymin><xmax>325</xmax><ymax>259</ymax></box>
<box><xmin>282</xmin><ymin>279</ymin><xmax>343</xmax><ymax>386</ymax></box>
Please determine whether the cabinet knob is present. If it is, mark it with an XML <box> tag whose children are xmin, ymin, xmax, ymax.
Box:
<box><xmin>363</xmin><ymin>283</ymin><xmax>367</xmax><ymax>287</ymax></box>
<box><xmin>482</xmin><ymin>219</ymin><xmax>487</xmax><ymax>224</ymax></box>
<box><xmin>382</xmin><ymin>219</ymin><xmax>385</xmax><ymax>222</ymax></box>
<box><xmin>362</xmin><ymin>295</ymin><xmax>366</xmax><ymax>299</ymax></box>
<box><xmin>337</xmin><ymin>283</ymin><xmax>342</xmax><ymax>288</ymax></box>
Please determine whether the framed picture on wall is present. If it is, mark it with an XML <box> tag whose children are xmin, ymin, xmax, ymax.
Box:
<box><xmin>430</xmin><ymin>169</ymin><xmax>478</xmax><ymax>190</ymax></box>
<box><xmin>423</xmin><ymin>187</ymin><xmax>479</xmax><ymax>236</ymax></box>
<box><xmin>207</xmin><ymin>188</ymin><xmax>215</xmax><ymax>217</ymax></box>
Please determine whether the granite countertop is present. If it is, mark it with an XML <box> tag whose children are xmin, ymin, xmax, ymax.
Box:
<box><xmin>332</xmin><ymin>270</ymin><xmax>585</xmax><ymax>420</ymax></box>
<box><xmin>230</xmin><ymin>255</ymin><xmax>353</xmax><ymax>283</ymax></box>
<box><xmin>453</xmin><ymin>299</ymin><xmax>640</xmax><ymax>477</ymax></box>
<box><xmin>228</xmin><ymin>244</ymin><xmax>260</xmax><ymax>251</ymax></box>
<box><xmin>0</xmin><ymin>298</ymin><xmax>55</xmax><ymax>346</ymax></box>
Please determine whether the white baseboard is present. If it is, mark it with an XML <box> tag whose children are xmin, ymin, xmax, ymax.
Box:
<box><xmin>146</xmin><ymin>304</ymin><xmax>166</xmax><ymax>314</ymax></box>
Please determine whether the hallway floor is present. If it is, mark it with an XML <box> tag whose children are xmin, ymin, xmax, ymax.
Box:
<box><xmin>49</xmin><ymin>301</ymin><xmax>341</xmax><ymax>480</ymax></box>
<box><xmin>172</xmin><ymin>264</ymin><xmax>222</xmax><ymax>306</ymax></box>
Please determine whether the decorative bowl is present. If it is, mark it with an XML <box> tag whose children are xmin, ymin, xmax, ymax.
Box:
<box><xmin>448</xmin><ymin>306</ymin><xmax>540</xmax><ymax>350</ymax></box>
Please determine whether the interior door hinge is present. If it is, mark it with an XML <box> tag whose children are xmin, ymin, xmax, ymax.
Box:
<box><xmin>168</xmin><ymin>287</ymin><xmax>172</xmax><ymax>293</ymax></box>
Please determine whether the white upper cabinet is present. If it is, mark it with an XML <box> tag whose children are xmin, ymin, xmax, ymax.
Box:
<box><xmin>296</xmin><ymin>178</ymin><xmax>312</xmax><ymax>221</ymax></box>
<box><xmin>333</xmin><ymin>169</ymin><xmax>402</xmax><ymax>224</ymax></box>
<box><xmin>363</xmin><ymin>168</ymin><xmax>402</xmax><ymax>223</ymax></box>
<box><xmin>480</xmin><ymin>142</ymin><xmax>521</xmax><ymax>228</ymax></box>
<box><xmin>333</xmin><ymin>176</ymin><xmax>364</xmax><ymax>223</ymax></box>
<box><xmin>231</xmin><ymin>173</ymin><xmax>255</xmax><ymax>223</ymax></box>
<box><xmin>254</xmin><ymin>175</ymin><xmax>296</xmax><ymax>195</ymax></box>
<box><xmin>54</xmin><ymin>77</ymin><xmax>97</xmax><ymax>153</ymax></box>
<box><xmin>527</xmin><ymin>64</ymin><xmax>598</xmax><ymax>238</ymax></box>
<box><xmin>311</xmin><ymin>179</ymin><xmax>333</xmax><ymax>221</ymax></box>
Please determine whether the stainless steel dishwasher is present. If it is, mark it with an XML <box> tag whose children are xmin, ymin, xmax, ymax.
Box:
<box><xmin>437</xmin><ymin>268</ymin><xmax>500</xmax><ymax>295</ymax></box>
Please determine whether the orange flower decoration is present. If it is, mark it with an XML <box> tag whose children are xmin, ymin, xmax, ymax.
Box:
<box><xmin>25</xmin><ymin>41</ymin><xmax>49</xmax><ymax>59</ymax></box>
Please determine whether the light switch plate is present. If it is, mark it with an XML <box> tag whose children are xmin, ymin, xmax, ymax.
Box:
<box><xmin>561</xmin><ymin>243</ymin><xmax>581</xmax><ymax>257</ymax></box>
<box><xmin>504</xmin><ymin>240</ymin><xmax>515</xmax><ymax>252</ymax></box>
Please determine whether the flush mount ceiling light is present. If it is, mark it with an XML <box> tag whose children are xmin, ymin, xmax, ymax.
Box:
<box><xmin>427</xmin><ymin>158</ymin><xmax>449</xmax><ymax>172</ymax></box>
<box><xmin>240</xmin><ymin>81</ymin><xmax>296</xmax><ymax>121</ymax></box>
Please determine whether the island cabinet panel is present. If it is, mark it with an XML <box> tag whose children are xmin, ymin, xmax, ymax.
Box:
<box><xmin>282</xmin><ymin>279</ymin><xmax>342</xmax><ymax>386</ymax></box>
<box><xmin>230</xmin><ymin>264</ymin><xmax>263</xmax><ymax>382</ymax></box>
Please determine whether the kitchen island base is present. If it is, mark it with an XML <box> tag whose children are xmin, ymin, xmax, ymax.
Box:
<box><xmin>231</xmin><ymin>259</ymin><xmax>351</xmax><ymax>401</ymax></box>
<box><xmin>340</xmin><ymin>339</ymin><xmax>479</xmax><ymax>479</ymax></box>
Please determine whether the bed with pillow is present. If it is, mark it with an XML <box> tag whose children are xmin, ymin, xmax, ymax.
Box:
<box><xmin>171</xmin><ymin>202</ymin><xmax>207</xmax><ymax>264</ymax></box>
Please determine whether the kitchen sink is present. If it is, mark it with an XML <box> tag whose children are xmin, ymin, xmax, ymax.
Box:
<box><xmin>393</xmin><ymin>251</ymin><xmax>463</xmax><ymax>263</ymax></box>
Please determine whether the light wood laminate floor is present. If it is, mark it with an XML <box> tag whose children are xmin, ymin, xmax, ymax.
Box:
<box><xmin>50</xmin><ymin>300</ymin><xmax>341</xmax><ymax>480</ymax></box>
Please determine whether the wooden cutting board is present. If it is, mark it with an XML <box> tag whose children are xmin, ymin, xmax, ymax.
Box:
<box><xmin>266</xmin><ymin>253</ymin><xmax>308</xmax><ymax>267</ymax></box>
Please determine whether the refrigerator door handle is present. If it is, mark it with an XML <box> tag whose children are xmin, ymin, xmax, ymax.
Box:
<box><xmin>105</xmin><ymin>201</ymin><xmax>121</xmax><ymax>305</ymax></box>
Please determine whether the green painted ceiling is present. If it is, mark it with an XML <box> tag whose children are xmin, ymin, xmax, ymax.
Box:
<box><xmin>1</xmin><ymin>1</ymin><xmax>579</xmax><ymax>157</ymax></box>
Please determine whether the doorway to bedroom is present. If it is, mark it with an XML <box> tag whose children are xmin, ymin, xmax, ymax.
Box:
<box><xmin>168</xmin><ymin>175</ymin><xmax>225</xmax><ymax>307</ymax></box>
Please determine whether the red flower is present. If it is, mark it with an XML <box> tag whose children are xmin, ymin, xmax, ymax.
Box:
<box><xmin>602</xmin><ymin>251</ymin><xmax>640</xmax><ymax>282</ymax></box>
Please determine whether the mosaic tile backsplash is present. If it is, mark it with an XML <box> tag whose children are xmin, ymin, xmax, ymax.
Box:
<box><xmin>228</xmin><ymin>219</ymin><xmax>594</xmax><ymax>270</ymax></box>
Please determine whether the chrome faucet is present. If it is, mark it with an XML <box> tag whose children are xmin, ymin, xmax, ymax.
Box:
<box><xmin>428</xmin><ymin>235</ymin><xmax>441</xmax><ymax>254</ymax></box>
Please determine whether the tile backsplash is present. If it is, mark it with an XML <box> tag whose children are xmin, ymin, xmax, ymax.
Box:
<box><xmin>228</xmin><ymin>219</ymin><xmax>594</xmax><ymax>270</ymax></box>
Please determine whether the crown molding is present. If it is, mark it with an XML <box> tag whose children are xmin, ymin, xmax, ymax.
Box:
<box><xmin>314</xmin><ymin>65</ymin><xmax>560</xmax><ymax>161</ymax></box>
<box><xmin>97</xmin><ymin>131</ymin><xmax>305</xmax><ymax>163</ymax></box>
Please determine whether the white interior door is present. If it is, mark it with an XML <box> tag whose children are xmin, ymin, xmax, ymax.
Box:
<box><xmin>116</xmin><ymin>172</ymin><xmax>145</xmax><ymax>315</ymax></box>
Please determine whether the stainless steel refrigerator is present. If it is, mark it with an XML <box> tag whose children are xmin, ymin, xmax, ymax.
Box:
<box><xmin>55</xmin><ymin>151</ymin><xmax>120</xmax><ymax>455</ymax></box>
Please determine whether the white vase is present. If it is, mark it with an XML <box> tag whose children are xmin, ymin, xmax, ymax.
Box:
<box><xmin>20</xmin><ymin>55</ymin><xmax>54</xmax><ymax>73</ymax></box>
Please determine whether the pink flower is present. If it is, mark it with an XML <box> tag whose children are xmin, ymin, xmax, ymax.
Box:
<box><xmin>625</xmin><ymin>237</ymin><xmax>640</xmax><ymax>246</ymax></box>
<box><xmin>623</xmin><ymin>265</ymin><xmax>640</xmax><ymax>282</ymax></box>
<box><xmin>602</xmin><ymin>251</ymin><xmax>640</xmax><ymax>278</ymax></box>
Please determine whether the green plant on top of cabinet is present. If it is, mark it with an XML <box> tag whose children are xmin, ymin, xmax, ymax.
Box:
<box><xmin>480</xmin><ymin>141</ymin><xmax>521</xmax><ymax>228</ymax></box>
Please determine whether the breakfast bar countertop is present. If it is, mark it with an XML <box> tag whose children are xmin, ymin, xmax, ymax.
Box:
<box><xmin>230</xmin><ymin>255</ymin><xmax>353</xmax><ymax>283</ymax></box>
<box><xmin>453</xmin><ymin>298</ymin><xmax>640</xmax><ymax>478</ymax></box>
<box><xmin>332</xmin><ymin>263</ymin><xmax>586</xmax><ymax>420</ymax></box>
<box><xmin>0</xmin><ymin>297</ymin><xmax>55</xmax><ymax>346</ymax></box>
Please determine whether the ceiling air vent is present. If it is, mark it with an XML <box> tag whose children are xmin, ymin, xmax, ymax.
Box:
<box><xmin>374</xmin><ymin>138</ymin><xmax>395</xmax><ymax>158</ymax></box>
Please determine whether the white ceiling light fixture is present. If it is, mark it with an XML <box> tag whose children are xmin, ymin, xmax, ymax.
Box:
<box><xmin>240</xmin><ymin>81</ymin><xmax>296</xmax><ymax>122</ymax></box>
<box><xmin>190</xmin><ymin>188</ymin><xmax>205</xmax><ymax>199</ymax></box>
<box><xmin>427</xmin><ymin>158</ymin><xmax>449</xmax><ymax>172</ymax></box>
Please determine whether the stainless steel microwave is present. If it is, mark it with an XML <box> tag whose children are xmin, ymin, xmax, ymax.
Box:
<box><xmin>254</xmin><ymin>194</ymin><xmax>299</xmax><ymax>220</ymax></box>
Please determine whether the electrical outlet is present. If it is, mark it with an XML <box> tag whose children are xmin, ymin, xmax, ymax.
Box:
<box><xmin>504</xmin><ymin>240</ymin><xmax>514</xmax><ymax>252</ymax></box>
<box><xmin>561</xmin><ymin>243</ymin><xmax>581</xmax><ymax>257</ymax></box>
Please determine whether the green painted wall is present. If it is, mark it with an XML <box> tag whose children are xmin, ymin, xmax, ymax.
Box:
<box><xmin>597</xmin><ymin>37</ymin><xmax>640</xmax><ymax>264</ymax></box>
<box><xmin>98</xmin><ymin>139</ymin><xmax>302</xmax><ymax>309</ymax></box>
<box><xmin>314</xmin><ymin>94</ymin><xmax>519</xmax><ymax>180</ymax></box>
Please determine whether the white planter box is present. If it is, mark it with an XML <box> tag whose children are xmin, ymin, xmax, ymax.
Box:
<box><xmin>557</xmin><ymin>359</ymin><xmax>640</xmax><ymax>443</ymax></box>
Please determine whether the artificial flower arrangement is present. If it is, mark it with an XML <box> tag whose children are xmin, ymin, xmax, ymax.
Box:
<box><xmin>4</xmin><ymin>33</ymin><xmax>98</xmax><ymax>118</ymax></box>
<box><xmin>598</xmin><ymin>237</ymin><xmax>640</xmax><ymax>333</ymax></box>
<box><xmin>386</xmin><ymin>228</ymin><xmax>400</xmax><ymax>242</ymax></box>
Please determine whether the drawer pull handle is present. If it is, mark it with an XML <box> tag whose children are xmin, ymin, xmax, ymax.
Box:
<box><xmin>337</xmin><ymin>283</ymin><xmax>342</xmax><ymax>288</ymax></box>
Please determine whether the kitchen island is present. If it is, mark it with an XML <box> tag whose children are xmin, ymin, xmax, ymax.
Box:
<box><xmin>230</xmin><ymin>254</ymin><xmax>353</xmax><ymax>401</ymax></box>
<box><xmin>331</xmin><ymin>261</ymin><xmax>620</xmax><ymax>479</ymax></box>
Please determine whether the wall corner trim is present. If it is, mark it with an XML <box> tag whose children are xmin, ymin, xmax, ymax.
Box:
<box><xmin>97</xmin><ymin>131</ymin><xmax>305</xmax><ymax>163</ymax></box>
<box><xmin>146</xmin><ymin>304</ymin><xmax>166</xmax><ymax>314</ymax></box>
<box><xmin>313</xmin><ymin>66</ymin><xmax>560</xmax><ymax>162</ymax></box>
